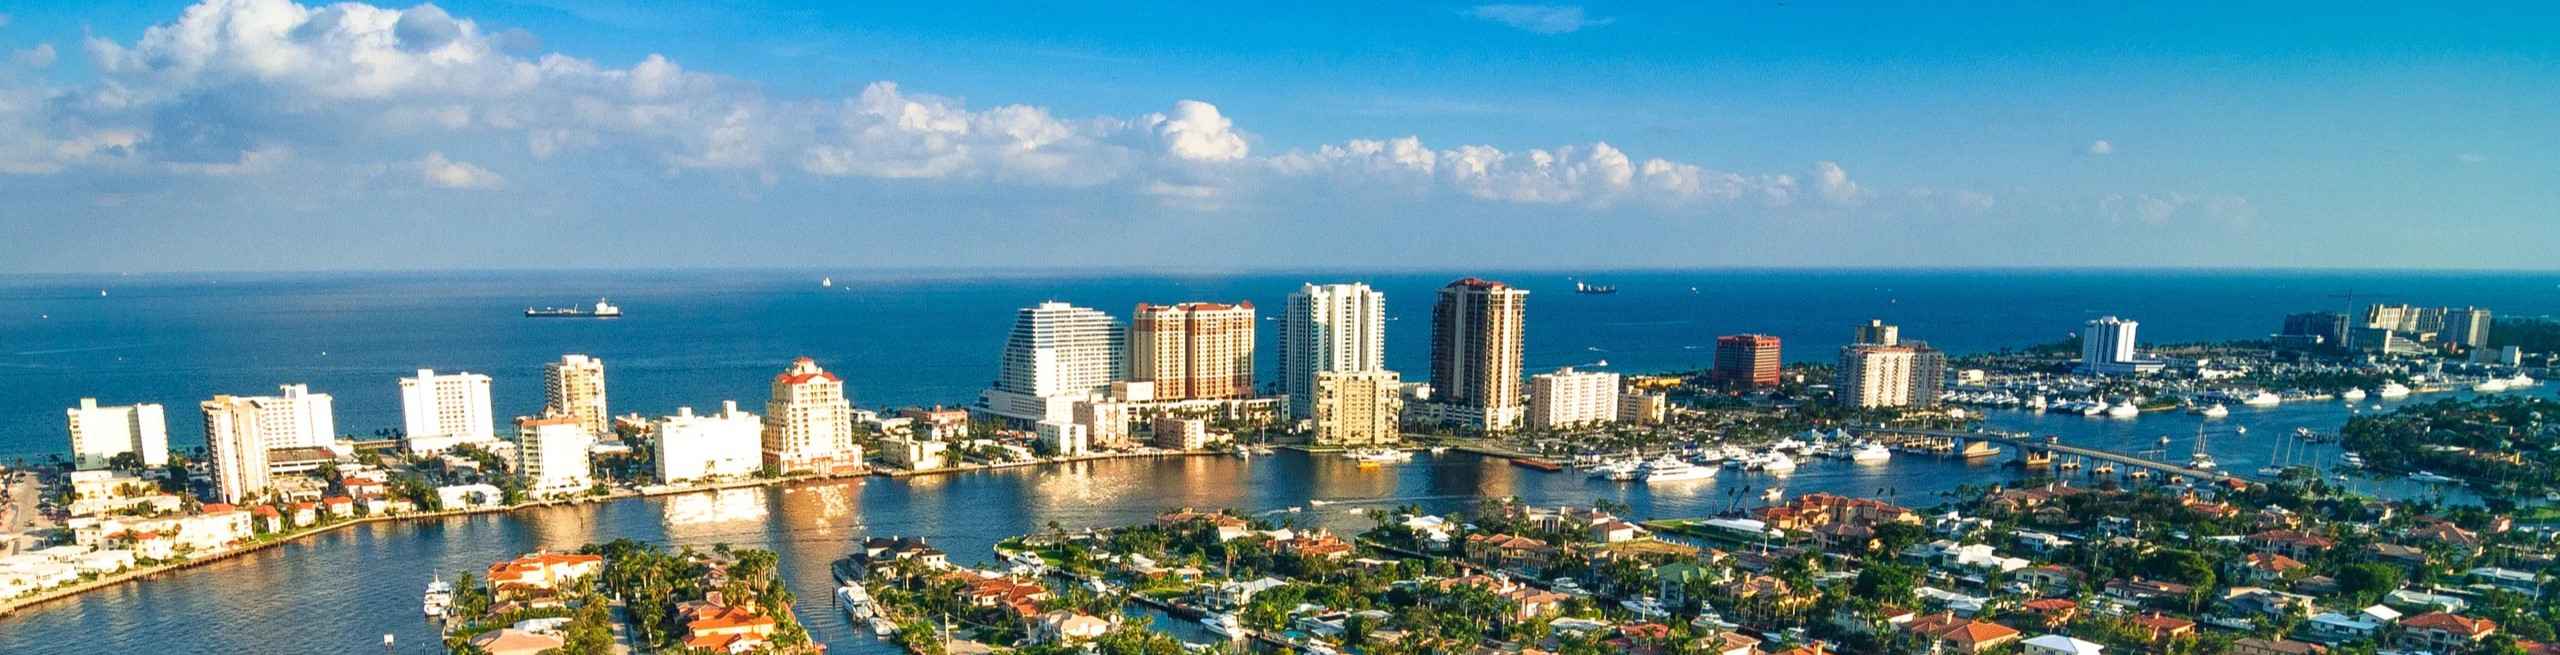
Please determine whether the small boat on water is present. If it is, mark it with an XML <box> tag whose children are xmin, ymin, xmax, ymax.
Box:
<box><xmin>1429</xmin><ymin>445</ymin><xmax>1451</xmax><ymax>455</ymax></box>
<box><xmin>1588</xmin><ymin>458</ymin><xmax>1642</xmax><ymax>482</ymax></box>
<box><xmin>2105</xmin><ymin>400</ymin><xmax>2140</xmax><ymax>418</ymax></box>
<box><xmin>2376</xmin><ymin>382</ymin><xmax>2412</xmax><ymax>398</ymax></box>
<box><xmin>2474</xmin><ymin>378</ymin><xmax>2511</xmax><ymax>393</ymax></box>
<box><xmin>2409</xmin><ymin>471</ymin><xmax>2457</xmax><ymax>484</ymax></box>
<box><xmin>2241</xmin><ymin>392</ymin><xmax>2282</xmax><ymax>407</ymax></box>
<box><xmin>2195</xmin><ymin>403</ymin><xmax>2230</xmax><ymax>418</ymax></box>
<box><xmin>1850</xmin><ymin>442</ymin><xmax>1892</xmax><ymax>464</ymax></box>
<box><xmin>1759</xmin><ymin>453</ymin><xmax>1798</xmax><ymax>473</ymax></box>
<box><xmin>1761</xmin><ymin>488</ymin><xmax>1785</xmax><ymax>502</ymax></box>
<box><xmin>2340</xmin><ymin>388</ymin><xmax>2368</xmax><ymax>401</ymax></box>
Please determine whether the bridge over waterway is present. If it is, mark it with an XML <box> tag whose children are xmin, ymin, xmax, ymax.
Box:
<box><xmin>1849</xmin><ymin>427</ymin><xmax>2258</xmax><ymax>485</ymax></box>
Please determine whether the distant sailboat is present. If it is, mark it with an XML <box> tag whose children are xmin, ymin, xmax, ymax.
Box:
<box><xmin>821</xmin><ymin>277</ymin><xmax>833</xmax><ymax>288</ymax></box>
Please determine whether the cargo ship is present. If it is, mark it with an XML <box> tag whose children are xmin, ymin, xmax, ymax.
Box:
<box><xmin>525</xmin><ymin>299</ymin><xmax>622</xmax><ymax>318</ymax></box>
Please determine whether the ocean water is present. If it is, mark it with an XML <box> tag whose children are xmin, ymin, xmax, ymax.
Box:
<box><xmin>2</xmin><ymin>268</ymin><xmax>2555</xmax><ymax>462</ymax></box>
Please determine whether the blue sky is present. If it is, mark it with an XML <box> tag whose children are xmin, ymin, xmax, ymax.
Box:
<box><xmin>0</xmin><ymin>1</ymin><xmax>2553</xmax><ymax>272</ymax></box>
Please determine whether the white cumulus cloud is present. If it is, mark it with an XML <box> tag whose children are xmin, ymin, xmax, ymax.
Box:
<box><xmin>10</xmin><ymin>43</ymin><xmax>53</xmax><ymax>68</ymax></box>
<box><xmin>420</xmin><ymin>151</ymin><xmax>503</xmax><ymax>189</ymax></box>
<box><xmin>2086</xmin><ymin>140</ymin><xmax>2114</xmax><ymax>156</ymax></box>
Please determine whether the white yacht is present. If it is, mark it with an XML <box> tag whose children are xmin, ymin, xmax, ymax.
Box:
<box><xmin>2106</xmin><ymin>400</ymin><xmax>2140</xmax><ymax>418</ymax></box>
<box><xmin>2377</xmin><ymin>382</ymin><xmax>2412</xmax><ymax>398</ymax></box>
<box><xmin>2241</xmin><ymin>391</ymin><xmax>2282</xmax><ymax>407</ymax></box>
<box><xmin>1642</xmin><ymin>458</ymin><xmax>1718</xmax><ymax>483</ymax></box>
<box><xmin>1344</xmin><ymin>448</ymin><xmax>1412</xmax><ymax>463</ymax></box>
<box><xmin>1202</xmin><ymin>613</ymin><xmax>1248</xmax><ymax>639</ymax></box>
<box><xmin>2409</xmin><ymin>471</ymin><xmax>2457</xmax><ymax>484</ymax></box>
<box><xmin>2340</xmin><ymin>387</ymin><xmax>2368</xmax><ymax>401</ymax></box>
<box><xmin>2473</xmin><ymin>378</ymin><xmax>2511</xmax><ymax>393</ymax></box>
<box><xmin>423</xmin><ymin>577</ymin><xmax>454</xmax><ymax>618</ymax></box>
<box><xmin>2196</xmin><ymin>403</ymin><xmax>2230</xmax><ymax>418</ymax></box>
<box><xmin>1759</xmin><ymin>453</ymin><xmax>1798</xmax><ymax>473</ymax></box>
<box><xmin>2508</xmin><ymin>373</ymin><xmax>2538</xmax><ymax>388</ymax></box>
<box><xmin>1850</xmin><ymin>442</ymin><xmax>1893</xmax><ymax>464</ymax></box>
<box><xmin>1587</xmin><ymin>458</ymin><xmax>1642</xmax><ymax>482</ymax></box>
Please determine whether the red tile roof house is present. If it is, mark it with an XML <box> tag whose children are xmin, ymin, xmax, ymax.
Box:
<box><xmin>2229</xmin><ymin>552</ymin><xmax>2308</xmax><ymax>584</ymax></box>
<box><xmin>1902</xmin><ymin>612</ymin><xmax>2022</xmax><ymax>653</ymax></box>
<box><xmin>321</xmin><ymin>496</ymin><xmax>356</xmax><ymax>517</ymax></box>
<box><xmin>2128</xmin><ymin>612</ymin><xmax>2197</xmax><ymax>644</ymax></box>
<box><xmin>250</xmin><ymin>505</ymin><xmax>284</xmax><ymax>534</ymax></box>
<box><xmin>2244</xmin><ymin>529</ymin><xmax>2335</xmax><ymax>559</ymax></box>
<box><xmin>2397</xmin><ymin>612</ymin><xmax>2497</xmax><ymax>652</ymax></box>
<box><xmin>679</xmin><ymin>595</ymin><xmax>778</xmax><ymax>653</ymax></box>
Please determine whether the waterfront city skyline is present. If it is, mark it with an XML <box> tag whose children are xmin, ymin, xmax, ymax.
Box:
<box><xmin>1</xmin><ymin>2</ymin><xmax>2556</xmax><ymax>272</ymax></box>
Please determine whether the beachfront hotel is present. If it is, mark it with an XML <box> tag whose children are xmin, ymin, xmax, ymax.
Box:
<box><xmin>400</xmin><ymin>369</ymin><xmax>496</xmax><ymax>454</ymax></box>
<box><xmin>542</xmin><ymin>354</ymin><xmax>611</xmax><ymax>436</ymax></box>
<box><xmin>653</xmin><ymin>401</ymin><xmax>763</xmax><ymax>483</ymax></box>
<box><xmin>64</xmin><ymin>398</ymin><xmax>168</xmax><ymax>470</ymax></box>
<box><xmin>975</xmin><ymin>302</ymin><xmax>1127</xmax><ymax>426</ymax></box>
<box><xmin>1282</xmin><ymin>283</ymin><xmax>1388</xmax><ymax>419</ymax></box>
<box><xmin>1420</xmin><ymin>277</ymin><xmax>1528</xmax><ymax>432</ymax></box>
<box><xmin>763</xmin><ymin>357</ymin><xmax>862</xmax><ymax>474</ymax></box>
<box><xmin>2079</xmin><ymin>316</ymin><xmax>2165</xmax><ymax>375</ymax></box>
<box><xmin>1130</xmin><ymin>301</ymin><xmax>1257</xmax><ymax>401</ymax></box>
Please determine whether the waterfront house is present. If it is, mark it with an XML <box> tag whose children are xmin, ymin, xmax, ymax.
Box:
<box><xmin>2101</xmin><ymin>577</ymin><xmax>2193</xmax><ymax>608</ymax></box>
<box><xmin>1282</xmin><ymin>530</ymin><xmax>1355</xmax><ymax>561</ymax></box>
<box><xmin>2396</xmin><ymin>611</ymin><xmax>2497</xmax><ymax>652</ymax></box>
<box><xmin>1033</xmin><ymin>610</ymin><xmax>1110</xmax><ymax>644</ymax></box>
<box><xmin>180</xmin><ymin>505</ymin><xmax>254</xmax><ymax>551</ymax></box>
<box><xmin>2407</xmin><ymin>520</ymin><xmax>2485</xmax><ymax>555</ymax></box>
<box><xmin>679</xmin><ymin>599</ymin><xmax>777</xmax><ymax>653</ymax></box>
<box><xmin>467</xmin><ymin>629</ymin><xmax>564</xmax><ymax>655</ymax></box>
<box><xmin>858</xmin><ymin>536</ymin><xmax>949</xmax><ymax>570</ymax></box>
<box><xmin>1158</xmin><ymin>509</ymin><xmax>1254</xmax><ymax>542</ymax></box>
<box><xmin>2300</xmin><ymin>605</ymin><xmax>2397</xmax><ymax>644</ymax></box>
<box><xmin>485</xmin><ymin>552</ymin><xmax>603</xmax><ymax>599</ymax></box>
<box><xmin>321</xmin><ymin>496</ymin><xmax>355</xmax><ymax>517</ymax></box>
<box><xmin>1465</xmin><ymin>533</ymin><xmax>1558</xmax><ymax>570</ymax></box>
<box><xmin>250</xmin><ymin>505</ymin><xmax>283</xmax><ymax>533</ymax></box>
<box><xmin>288</xmin><ymin>502</ymin><xmax>317</xmax><ymax>527</ymax></box>
<box><xmin>437</xmin><ymin>483</ymin><xmax>505</xmax><ymax>509</ymax></box>
<box><xmin>129</xmin><ymin>531</ymin><xmax>177</xmax><ymax>560</ymax></box>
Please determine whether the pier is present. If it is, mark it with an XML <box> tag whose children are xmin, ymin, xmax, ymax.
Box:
<box><xmin>1854</xmin><ymin>427</ymin><xmax>2255</xmax><ymax>485</ymax></box>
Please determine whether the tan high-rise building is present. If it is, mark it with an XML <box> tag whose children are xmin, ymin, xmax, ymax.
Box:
<box><xmin>200</xmin><ymin>395</ymin><xmax>276</xmax><ymax>503</ymax></box>
<box><xmin>1427</xmin><ymin>278</ymin><xmax>1528</xmax><ymax>431</ymax></box>
<box><xmin>543</xmin><ymin>354</ymin><xmax>610</xmax><ymax>435</ymax></box>
<box><xmin>1130</xmin><ymin>302</ymin><xmax>1256</xmax><ymax>400</ymax></box>
<box><xmin>763</xmin><ymin>357</ymin><xmax>861</xmax><ymax>474</ymax></box>
<box><xmin>1836</xmin><ymin>345</ymin><xmax>1917</xmax><ymax>408</ymax></box>
<box><xmin>1314</xmin><ymin>370</ymin><xmax>1404</xmax><ymax>447</ymax></box>
<box><xmin>1855</xmin><ymin>319</ymin><xmax>1900</xmax><ymax>346</ymax></box>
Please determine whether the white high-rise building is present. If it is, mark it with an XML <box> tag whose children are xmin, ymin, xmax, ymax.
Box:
<box><xmin>1283</xmin><ymin>283</ymin><xmax>1388</xmax><ymax>419</ymax></box>
<box><xmin>401</xmin><ymin>369</ymin><xmax>495</xmax><ymax>454</ymax></box>
<box><xmin>194</xmin><ymin>384</ymin><xmax>337</xmax><ymax>453</ymax></box>
<box><xmin>2443</xmin><ymin>307</ymin><xmax>2492</xmax><ymax>349</ymax></box>
<box><xmin>200</xmin><ymin>395</ymin><xmax>277</xmax><ymax>503</ymax></box>
<box><xmin>1037</xmin><ymin>420</ymin><xmax>1091</xmax><ymax>457</ymax></box>
<box><xmin>1529</xmin><ymin>367</ymin><xmax>1621</xmax><ymax>430</ymax></box>
<box><xmin>977</xmin><ymin>302</ymin><xmax>1126</xmax><ymax>426</ymax></box>
<box><xmin>515</xmin><ymin>413</ymin><xmax>594</xmax><ymax>495</ymax></box>
<box><xmin>654</xmin><ymin>401</ymin><xmax>763</xmax><ymax>483</ymax></box>
<box><xmin>2078</xmin><ymin>316</ymin><xmax>2163</xmax><ymax>375</ymax></box>
<box><xmin>65</xmin><ymin>399</ymin><xmax>168</xmax><ymax>470</ymax></box>
<box><xmin>543</xmin><ymin>354</ymin><xmax>610</xmax><ymax>436</ymax></box>
<box><xmin>1312</xmin><ymin>370</ymin><xmax>1404</xmax><ymax>447</ymax></box>
<box><xmin>764</xmin><ymin>357</ymin><xmax>861</xmax><ymax>474</ymax></box>
<box><xmin>1836</xmin><ymin>345</ymin><xmax>1918</xmax><ymax>408</ymax></box>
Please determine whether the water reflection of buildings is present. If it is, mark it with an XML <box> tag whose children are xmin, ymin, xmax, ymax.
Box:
<box><xmin>662</xmin><ymin>488</ymin><xmax>773</xmax><ymax>542</ymax></box>
<box><xmin>778</xmin><ymin>479</ymin><xmax>862</xmax><ymax>533</ymax></box>
<box><xmin>1307</xmin><ymin>456</ymin><xmax>1400</xmax><ymax>502</ymax></box>
<box><xmin>521</xmin><ymin>504</ymin><xmax>606</xmax><ymax>551</ymax></box>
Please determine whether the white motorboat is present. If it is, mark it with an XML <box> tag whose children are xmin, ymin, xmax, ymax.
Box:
<box><xmin>1759</xmin><ymin>453</ymin><xmax>1798</xmax><ymax>473</ymax></box>
<box><xmin>1202</xmin><ymin>612</ymin><xmax>1248</xmax><ymax>639</ymax></box>
<box><xmin>2196</xmin><ymin>403</ymin><xmax>2230</xmax><ymax>418</ymax></box>
<box><xmin>1344</xmin><ymin>448</ymin><xmax>1412</xmax><ymax>463</ymax></box>
<box><xmin>2474</xmin><ymin>379</ymin><xmax>2511</xmax><ymax>393</ymax></box>
<box><xmin>1587</xmin><ymin>458</ymin><xmax>1642</xmax><ymax>482</ymax></box>
<box><xmin>2241</xmin><ymin>392</ymin><xmax>2282</xmax><ymax>407</ymax></box>
<box><xmin>2377</xmin><ymin>382</ymin><xmax>2411</xmax><ymax>398</ymax></box>
<box><xmin>2340</xmin><ymin>388</ymin><xmax>2368</xmax><ymax>401</ymax></box>
<box><xmin>1642</xmin><ymin>458</ymin><xmax>1718</xmax><ymax>483</ymax></box>
<box><xmin>423</xmin><ymin>577</ymin><xmax>453</xmax><ymax>618</ymax></box>
<box><xmin>1429</xmin><ymin>446</ymin><xmax>1451</xmax><ymax>455</ymax></box>
<box><xmin>2340</xmin><ymin>452</ymin><xmax>2366</xmax><ymax>469</ymax></box>
<box><xmin>2106</xmin><ymin>400</ymin><xmax>2140</xmax><ymax>418</ymax></box>
<box><xmin>1761</xmin><ymin>487</ymin><xmax>1785</xmax><ymax>502</ymax></box>
<box><xmin>2508</xmin><ymin>373</ymin><xmax>2538</xmax><ymax>388</ymax></box>
<box><xmin>1850</xmin><ymin>442</ymin><xmax>1892</xmax><ymax>464</ymax></box>
<box><xmin>2409</xmin><ymin>471</ymin><xmax>2457</xmax><ymax>484</ymax></box>
<box><xmin>871</xmin><ymin>616</ymin><xmax>898</xmax><ymax>636</ymax></box>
